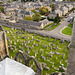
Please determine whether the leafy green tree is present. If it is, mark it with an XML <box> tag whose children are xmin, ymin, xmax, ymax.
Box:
<box><xmin>32</xmin><ymin>13</ymin><xmax>41</xmax><ymax>22</ymax></box>
<box><xmin>50</xmin><ymin>4</ymin><xmax>55</xmax><ymax>11</ymax></box>
<box><xmin>54</xmin><ymin>14</ymin><xmax>61</xmax><ymax>23</ymax></box>
<box><xmin>24</xmin><ymin>16</ymin><xmax>33</xmax><ymax>21</ymax></box>
<box><xmin>31</xmin><ymin>9</ymin><xmax>37</xmax><ymax>13</ymax></box>
<box><xmin>39</xmin><ymin>7</ymin><xmax>49</xmax><ymax>15</ymax></box>
<box><xmin>40</xmin><ymin>0</ymin><xmax>43</xmax><ymax>2</ymax></box>
<box><xmin>0</xmin><ymin>6</ymin><xmax>4</xmax><ymax>13</ymax></box>
<box><xmin>0</xmin><ymin>2</ymin><xmax>3</xmax><ymax>4</ymax></box>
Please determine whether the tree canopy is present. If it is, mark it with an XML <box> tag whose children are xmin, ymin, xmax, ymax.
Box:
<box><xmin>39</xmin><ymin>7</ymin><xmax>49</xmax><ymax>15</ymax></box>
<box><xmin>0</xmin><ymin>6</ymin><xmax>4</xmax><ymax>13</ymax></box>
<box><xmin>50</xmin><ymin>4</ymin><xmax>55</xmax><ymax>11</ymax></box>
<box><xmin>54</xmin><ymin>14</ymin><xmax>61</xmax><ymax>23</ymax></box>
<box><xmin>31</xmin><ymin>9</ymin><xmax>37</xmax><ymax>14</ymax></box>
<box><xmin>32</xmin><ymin>13</ymin><xmax>41</xmax><ymax>22</ymax></box>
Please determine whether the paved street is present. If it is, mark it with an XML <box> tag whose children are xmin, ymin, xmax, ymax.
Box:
<box><xmin>1</xmin><ymin>13</ymin><xmax>75</xmax><ymax>42</ymax></box>
<box><xmin>26</xmin><ymin>12</ymin><xmax>75</xmax><ymax>42</ymax></box>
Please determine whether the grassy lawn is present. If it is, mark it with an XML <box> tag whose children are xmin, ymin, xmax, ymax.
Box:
<box><xmin>62</xmin><ymin>27</ymin><xmax>72</xmax><ymax>35</ymax></box>
<box><xmin>68</xmin><ymin>24</ymin><xmax>73</xmax><ymax>28</ymax></box>
<box><xmin>43</xmin><ymin>23</ymin><xmax>54</xmax><ymax>29</ymax></box>
<box><xmin>3</xmin><ymin>26</ymin><xmax>69</xmax><ymax>75</ymax></box>
<box><xmin>48</xmin><ymin>23</ymin><xmax>61</xmax><ymax>31</ymax></box>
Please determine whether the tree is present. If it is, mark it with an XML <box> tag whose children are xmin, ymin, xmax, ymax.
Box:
<box><xmin>0</xmin><ymin>2</ymin><xmax>3</xmax><ymax>4</ymax></box>
<box><xmin>54</xmin><ymin>14</ymin><xmax>61</xmax><ymax>23</ymax></box>
<box><xmin>0</xmin><ymin>6</ymin><xmax>4</xmax><ymax>13</ymax></box>
<box><xmin>40</xmin><ymin>0</ymin><xmax>43</xmax><ymax>2</ymax></box>
<box><xmin>24</xmin><ymin>16</ymin><xmax>33</xmax><ymax>21</ymax></box>
<box><xmin>32</xmin><ymin>13</ymin><xmax>41</xmax><ymax>22</ymax></box>
<box><xmin>50</xmin><ymin>4</ymin><xmax>55</xmax><ymax>11</ymax></box>
<box><xmin>39</xmin><ymin>7</ymin><xmax>49</xmax><ymax>15</ymax></box>
<box><xmin>31</xmin><ymin>9</ymin><xmax>37</xmax><ymax>14</ymax></box>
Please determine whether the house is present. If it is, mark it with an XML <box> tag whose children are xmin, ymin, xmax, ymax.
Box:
<box><xmin>54</xmin><ymin>0</ymin><xmax>63</xmax><ymax>1</ymax></box>
<box><xmin>46</xmin><ymin>6</ymin><xmax>52</xmax><ymax>12</ymax></box>
<box><xmin>48</xmin><ymin>14</ymin><xmax>56</xmax><ymax>19</ymax></box>
<box><xmin>20</xmin><ymin>11</ymin><xmax>34</xmax><ymax>17</ymax></box>
<box><xmin>34</xmin><ymin>3</ymin><xmax>43</xmax><ymax>10</ymax></box>
<box><xmin>0</xmin><ymin>11</ymin><xmax>10</xmax><ymax>20</ymax></box>
<box><xmin>40</xmin><ymin>19</ymin><xmax>53</xmax><ymax>27</ymax></box>
<box><xmin>24</xmin><ymin>6</ymin><xmax>34</xmax><ymax>11</ymax></box>
<box><xmin>22</xmin><ymin>2</ymin><xmax>35</xmax><ymax>11</ymax></box>
<box><xmin>60</xmin><ymin>6</ymin><xmax>68</xmax><ymax>15</ymax></box>
<box><xmin>54</xmin><ymin>4</ymin><xmax>60</xmax><ymax>10</ymax></box>
<box><xmin>65</xmin><ymin>4</ymin><xmax>73</xmax><ymax>11</ymax></box>
<box><xmin>55</xmin><ymin>9</ymin><xmax>62</xmax><ymax>17</ymax></box>
<box><xmin>4</xmin><ymin>6</ymin><xmax>18</xmax><ymax>16</ymax></box>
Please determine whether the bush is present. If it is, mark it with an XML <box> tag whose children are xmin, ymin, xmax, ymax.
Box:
<box><xmin>0</xmin><ymin>6</ymin><xmax>4</xmax><ymax>13</ymax></box>
<box><xmin>32</xmin><ymin>13</ymin><xmax>41</xmax><ymax>22</ymax></box>
<box><xmin>0</xmin><ymin>2</ymin><xmax>3</xmax><ymax>4</ymax></box>
<box><xmin>31</xmin><ymin>9</ymin><xmax>37</xmax><ymax>13</ymax></box>
<box><xmin>24</xmin><ymin>16</ymin><xmax>33</xmax><ymax>21</ymax></box>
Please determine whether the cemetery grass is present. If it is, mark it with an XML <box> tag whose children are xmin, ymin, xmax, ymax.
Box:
<box><xmin>3</xmin><ymin>26</ymin><xmax>69</xmax><ymax>75</ymax></box>
<box><xmin>68</xmin><ymin>24</ymin><xmax>73</xmax><ymax>28</ymax></box>
<box><xmin>48</xmin><ymin>23</ymin><xmax>61</xmax><ymax>31</ymax></box>
<box><xmin>43</xmin><ymin>23</ymin><xmax>54</xmax><ymax>29</ymax></box>
<box><xmin>62</xmin><ymin>27</ymin><xmax>72</xmax><ymax>35</ymax></box>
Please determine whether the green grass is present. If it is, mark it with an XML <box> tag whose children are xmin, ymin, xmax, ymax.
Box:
<box><xmin>3</xmin><ymin>26</ymin><xmax>69</xmax><ymax>75</ymax></box>
<box><xmin>48</xmin><ymin>23</ymin><xmax>61</xmax><ymax>31</ymax></box>
<box><xmin>43</xmin><ymin>23</ymin><xmax>54</xmax><ymax>29</ymax></box>
<box><xmin>62</xmin><ymin>27</ymin><xmax>72</xmax><ymax>35</ymax></box>
<box><xmin>68</xmin><ymin>24</ymin><xmax>73</xmax><ymax>28</ymax></box>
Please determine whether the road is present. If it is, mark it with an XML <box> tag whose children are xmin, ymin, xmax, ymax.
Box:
<box><xmin>1</xmin><ymin>12</ymin><xmax>75</xmax><ymax>42</ymax></box>
<box><xmin>26</xmin><ymin>12</ymin><xmax>75</xmax><ymax>42</ymax></box>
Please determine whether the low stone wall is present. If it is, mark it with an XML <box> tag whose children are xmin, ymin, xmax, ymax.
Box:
<box><xmin>67</xmin><ymin>17</ymin><xmax>75</xmax><ymax>75</ymax></box>
<box><xmin>0</xmin><ymin>19</ymin><xmax>42</xmax><ymax>30</ymax></box>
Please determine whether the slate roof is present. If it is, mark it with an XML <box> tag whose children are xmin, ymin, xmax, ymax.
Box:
<box><xmin>40</xmin><ymin>19</ymin><xmax>51</xmax><ymax>25</ymax></box>
<box><xmin>55</xmin><ymin>9</ymin><xmax>62</xmax><ymax>14</ymax></box>
<box><xmin>20</xmin><ymin>11</ymin><xmax>34</xmax><ymax>15</ymax></box>
<box><xmin>48</xmin><ymin>14</ymin><xmax>56</xmax><ymax>19</ymax></box>
<box><xmin>18</xmin><ymin>20</ymin><xmax>42</xmax><ymax>27</ymax></box>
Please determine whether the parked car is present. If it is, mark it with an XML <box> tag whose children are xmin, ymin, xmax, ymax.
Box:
<box><xmin>67</xmin><ymin>19</ymin><xmax>71</xmax><ymax>22</ymax></box>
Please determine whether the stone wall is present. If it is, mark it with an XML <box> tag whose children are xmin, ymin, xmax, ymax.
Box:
<box><xmin>67</xmin><ymin>17</ymin><xmax>75</xmax><ymax>75</ymax></box>
<box><xmin>0</xmin><ymin>19</ymin><xmax>42</xmax><ymax>30</ymax></box>
<box><xmin>0</xmin><ymin>27</ymin><xmax>9</xmax><ymax>60</ymax></box>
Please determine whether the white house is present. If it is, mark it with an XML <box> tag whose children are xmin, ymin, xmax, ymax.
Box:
<box><xmin>55</xmin><ymin>9</ymin><xmax>62</xmax><ymax>17</ymax></box>
<box><xmin>60</xmin><ymin>6</ymin><xmax>68</xmax><ymax>15</ymax></box>
<box><xmin>65</xmin><ymin>4</ymin><xmax>73</xmax><ymax>11</ymax></box>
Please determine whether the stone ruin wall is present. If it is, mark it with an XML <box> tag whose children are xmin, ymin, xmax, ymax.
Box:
<box><xmin>67</xmin><ymin>17</ymin><xmax>75</xmax><ymax>75</ymax></box>
<box><xmin>0</xmin><ymin>26</ymin><xmax>9</xmax><ymax>60</ymax></box>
